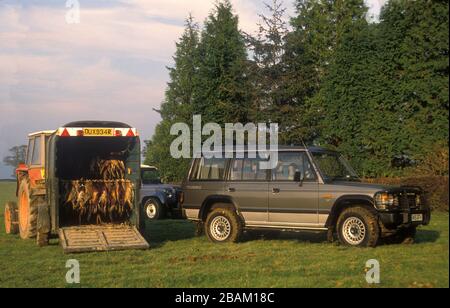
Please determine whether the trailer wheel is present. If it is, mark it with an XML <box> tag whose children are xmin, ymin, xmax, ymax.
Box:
<box><xmin>4</xmin><ymin>201</ymin><xmax>19</xmax><ymax>234</ymax></box>
<box><xmin>144</xmin><ymin>198</ymin><xmax>165</xmax><ymax>220</ymax></box>
<box><xmin>37</xmin><ymin>231</ymin><xmax>49</xmax><ymax>247</ymax></box>
<box><xmin>36</xmin><ymin>199</ymin><xmax>50</xmax><ymax>247</ymax></box>
<box><xmin>17</xmin><ymin>177</ymin><xmax>38</xmax><ymax>239</ymax></box>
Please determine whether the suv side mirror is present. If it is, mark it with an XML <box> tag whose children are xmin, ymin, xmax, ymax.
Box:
<box><xmin>294</xmin><ymin>171</ymin><xmax>304</xmax><ymax>183</ymax></box>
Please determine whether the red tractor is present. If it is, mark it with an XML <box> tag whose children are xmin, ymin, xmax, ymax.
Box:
<box><xmin>4</xmin><ymin>121</ymin><xmax>149</xmax><ymax>253</ymax></box>
<box><xmin>5</xmin><ymin>130</ymin><xmax>54</xmax><ymax>244</ymax></box>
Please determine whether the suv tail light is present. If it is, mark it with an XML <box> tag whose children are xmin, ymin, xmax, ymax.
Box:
<box><xmin>179</xmin><ymin>192</ymin><xmax>184</xmax><ymax>205</ymax></box>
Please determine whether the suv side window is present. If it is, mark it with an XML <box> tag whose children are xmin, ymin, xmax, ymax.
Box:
<box><xmin>31</xmin><ymin>136</ymin><xmax>41</xmax><ymax>165</ymax></box>
<box><xmin>229</xmin><ymin>157</ymin><xmax>269</xmax><ymax>181</ymax></box>
<box><xmin>191</xmin><ymin>157</ymin><xmax>226</xmax><ymax>181</ymax></box>
<box><xmin>142</xmin><ymin>168</ymin><xmax>161</xmax><ymax>184</ymax></box>
<box><xmin>272</xmin><ymin>152</ymin><xmax>316</xmax><ymax>181</ymax></box>
<box><xmin>230</xmin><ymin>159</ymin><xmax>243</xmax><ymax>180</ymax></box>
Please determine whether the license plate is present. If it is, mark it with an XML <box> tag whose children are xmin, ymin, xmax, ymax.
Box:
<box><xmin>83</xmin><ymin>128</ymin><xmax>114</xmax><ymax>137</ymax></box>
<box><xmin>411</xmin><ymin>214</ymin><xmax>423</xmax><ymax>222</ymax></box>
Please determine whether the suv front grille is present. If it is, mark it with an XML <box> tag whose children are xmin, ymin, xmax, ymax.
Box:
<box><xmin>398</xmin><ymin>193</ymin><xmax>419</xmax><ymax>210</ymax></box>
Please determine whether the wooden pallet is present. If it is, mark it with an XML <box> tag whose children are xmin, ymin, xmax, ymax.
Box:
<box><xmin>59</xmin><ymin>225</ymin><xmax>149</xmax><ymax>253</ymax></box>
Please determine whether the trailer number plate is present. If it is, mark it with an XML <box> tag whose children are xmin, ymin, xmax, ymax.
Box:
<box><xmin>83</xmin><ymin>128</ymin><xmax>114</xmax><ymax>136</ymax></box>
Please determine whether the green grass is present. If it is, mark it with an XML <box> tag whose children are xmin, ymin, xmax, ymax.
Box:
<box><xmin>0</xmin><ymin>182</ymin><xmax>448</xmax><ymax>288</ymax></box>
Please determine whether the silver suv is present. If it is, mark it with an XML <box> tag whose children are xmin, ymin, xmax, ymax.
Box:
<box><xmin>181</xmin><ymin>147</ymin><xmax>430</xmax><ymax>247</ymax></box>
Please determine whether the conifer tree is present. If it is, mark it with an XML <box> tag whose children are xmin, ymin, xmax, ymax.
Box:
<box><xmin>246</xmin><ymin>0</ymin><xmax>290</xmax><ymax>135</ymax></box>
<box><xmin>145</xmin><ymin>16</ymin><xmax>199</xmax><ymax>182</ymax></box>
<box><xmin>192</xmin><ymin>0</ymin><xmax>251</xmax><ymax>124</ymax></box>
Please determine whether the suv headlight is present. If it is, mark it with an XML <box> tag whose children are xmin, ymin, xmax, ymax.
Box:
<box><xmin>164</xmin><ymin>188</ymin><xmax>175</xmax><ymax>199</ymax></box>
<box><xmin>416</xmin><ymin>194</ymin><xmax>422</xmax><ymax>206</ymax></box>
<box><xmin>374</xmin><ymin>192</ymin><xmax>396</xmax><ymax>210</ymax></box>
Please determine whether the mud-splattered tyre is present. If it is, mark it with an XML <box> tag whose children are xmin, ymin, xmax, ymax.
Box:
<box><xmin>144</xmin><ymin>198</ymin><xmax>165</xmax><ymax>220</ymax></box>
<box><xmin>37</xmin><ymin>231</ymin><xmax>49</xmax><ymax>247</ymax></box>
<box><xmin>4</xmin><ymin>201</ymin><xmax>19</xmax><ymax>234</ymax></box>
<box><xmin>17</xmin><ymin>177</ymin><xmax>38</xmax><ymax>239</ymax></box>
<box><xmin>194</xmin><ymin>221</ymin><xmax>204</xmax><ymax>236</ymax></box>
<box><xmin>205</xmin><ymin>208</ymin><xmax>243</xmax><ymax>243</ymax></box>
<box><xmin>337</xmin><ymin>207</ymin><xmax>380</xmax><ymax>247</ymax></box>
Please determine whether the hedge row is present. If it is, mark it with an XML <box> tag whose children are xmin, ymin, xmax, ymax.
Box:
<box><xmin>364</xmin><ymin>176</ymin><xmax>449</xmax><ymax>212</ymax></box>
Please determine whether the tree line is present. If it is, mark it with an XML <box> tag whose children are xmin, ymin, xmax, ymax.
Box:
<box><xmin>145</xmin><ymin>0</ymin><xmax>449</xmax><ymax>182</ymax></box>
<box><xmin>3</xmin><ymin>145</ymin><xmax>27</xmax><ymax>178</ymax></box>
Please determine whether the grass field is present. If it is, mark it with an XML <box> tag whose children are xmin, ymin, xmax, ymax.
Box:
<box><xmin>0</xmin><ymin>182</ymin><xmax>448</xmax><ymax>288</ymax></box>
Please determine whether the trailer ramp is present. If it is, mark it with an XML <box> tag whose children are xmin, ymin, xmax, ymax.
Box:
<box><xmin>59</xmin><ymin>225</ymin><xmax>149</xmax><ymax>253</ymax></box>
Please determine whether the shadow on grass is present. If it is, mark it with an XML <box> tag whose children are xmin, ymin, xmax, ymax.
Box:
<box><xmin>415</xmin><ymin>229</ymin><xmax>440</xmax><ymax>244</ymax></box>
<box><xmin>143</xmin><ymin>219</ymin><xmax>196</xmax><ymax>248</ymax></box>
<box><xmin>248</xmin><ymin>229</ymin><xmax>441</xmax><ymax>246</ymax></box>
<box><xmin>143</xmin><ymin>219</ymin><xmax>330</xmax><ymax>246</ymax></box>
<box><xmin>241</xmin><ymin>229</ymin><xmax>328</xmax><ymax>244</ymax></box>
<box><xmin>143</xmin><ymin>219</ymin><xmax>441</xmax><ymax>248</ymax></box>
<box><xmin>377</xmin><ymin>229</ymin><xmax>440</xmax><ymax>246</ymax></box>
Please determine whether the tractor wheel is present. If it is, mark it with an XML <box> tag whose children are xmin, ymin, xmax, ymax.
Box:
<box><xmin>17</xmin><ymin>177</ymin><xmax>38</xmax><ymax>239</ymax></box>
<box><xmin>4</xmin><ymin>201</ymin><xmax>19</xmax><ymax>234</ymax></box>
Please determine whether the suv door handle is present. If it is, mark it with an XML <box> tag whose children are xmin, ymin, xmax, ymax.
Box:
<box><xmin>227</xmin><ymin>188</ymin><xmax>236</xmax><ymax>192</ymax></box>
<box><xmin>272</xmin><ymin>188</ymin><xmax>280</xmax><ymax>194</ymax></box>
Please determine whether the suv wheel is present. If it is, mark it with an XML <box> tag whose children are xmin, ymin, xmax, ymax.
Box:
<box><xmin>205</xmin><ymin>208</ymin><xmax>242</xmax><ymax>243</ymax></box>
<box><xmin>144</xmin><ymin>198</ymin><xmax>165</xmax><ymax>220</ymax></box>
<box><xmin>337</xmin><ymin>207</ymin><xmax>380</xmax><ymax>247</ymax></box>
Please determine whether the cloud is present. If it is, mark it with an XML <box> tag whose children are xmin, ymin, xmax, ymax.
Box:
<box><xmin>1</xmin><ymin>5</ymin><xmax>185</xmax><ymax>61</ymax></box>
<box><xmin>126</xmin><ymin>0</ymin><xmax>284</xmax><ymax>34</ymax></box>
<box><xmin>0</xmin><ymin>0</ymin><xmax>385</xmax><ymax>177</ymax></box>
<box><xmin>0</xmin><ymin>4</ymin><xmax>169</xmax><ymax>177</ymax></box>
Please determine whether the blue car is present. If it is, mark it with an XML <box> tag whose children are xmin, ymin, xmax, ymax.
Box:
<box><xmin>140</xmin><ymin>165</ymin><xmax>182</xmax><ymax>220</ymax></box>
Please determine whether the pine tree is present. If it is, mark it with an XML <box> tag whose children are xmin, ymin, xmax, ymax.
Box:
<box><xmin>145</xmin><ymin>16</ymin><xmax>200</xmax><ymax>182</ymax></box>
<box><xmin>286</xmin><ymin>0</ymin><xmax>367</xmax><ymax>95</ymax></box>
<box><xmin>369</xmin><ymin>0</ymin><xmax>449</xmax><ymax>174</ymax></box>
<box><xmin>316</xmin><ymin>20</ymin><xmax>381</xmax><ymax>175</ymax></box>
<box><xmin>160</xmin><ymin>14</ymin><xmax>199</xmax><ymax>123</ymax></box>
<box><xmin>283</xmin><ymin>0</ymin><xmax>369</xmax><ymax>144</ymax></box>
<box><xmin>316</xmin><ymin>0</ymin><xmax>449</xmax><ymax>176</ymax></box>
<box><xmin>192</xmin><ymin>0</ymin><xmax>251</xmax><ymax>124</ymax></box>
<box><xmin>146</xmin><ymin>0</ymin><xmax>449</xmax><ymax>180</ymax></box>
<box><xmin>245</xmin><ymin>0</ymin><xmax>289</xmax><ymax>125</ymax></box>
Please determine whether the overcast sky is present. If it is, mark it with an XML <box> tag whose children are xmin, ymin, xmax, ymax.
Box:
<box><xmin>0</xmin><ymin>0</ymin><xmax>386</xmax><ymax>178</ymax></box>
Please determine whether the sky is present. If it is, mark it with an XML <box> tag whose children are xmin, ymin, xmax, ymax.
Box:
<box><xmin>0</xmin><ymin>0</ymin><xmax>386</xmax><ymax>178</ymax></box>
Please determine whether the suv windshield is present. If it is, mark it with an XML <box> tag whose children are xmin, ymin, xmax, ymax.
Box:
<box><xmin>142</xmin><ymin>168</ymin><xmax>162</xmax><ymax>184</ymax></box>
<box><xmin>311</xmin><ymin>152</ymin><xmax>359</xmax><ymax>182</ymax></box>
